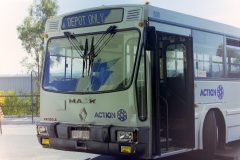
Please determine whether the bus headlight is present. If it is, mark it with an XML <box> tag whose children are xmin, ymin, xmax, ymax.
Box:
<box><xmin>37</xmin><ymin>126</ymin><xmax>48</xmax><ymax>136</ymax></box>
<box><xmin>117</xmin><ymin>130</ymin><xmax>139</xmax><ymax>143</ymax></box>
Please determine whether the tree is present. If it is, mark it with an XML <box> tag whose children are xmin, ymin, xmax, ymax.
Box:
<box><xmin>17</xmin><ymin>0</ymin><xmax>58</xmax><ymax>89</ymax></box>
<box><xmin>17</xmin><ymin>0</ymin><xmax>58</xmax><ymax>115</ymax></box>
<box><xmin>0</xmin><ymin>91</ymin><xmax>32</xmax><ymax>117</ymax></box>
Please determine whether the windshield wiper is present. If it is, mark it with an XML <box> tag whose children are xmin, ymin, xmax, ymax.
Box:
<box><xmin>64</xmin><ymin>31</ymin><xmax>88</xmax><ymax>77</ymax></box>
<box><xmin>64</xmin><ymin>32</ymin><xmax>84</xmax><ymax>58</ymax></box>
<box><xmin>85</xmin><ymin>26</ymin><xmax>117</xmax><ymax>75</ymax></box>
<box><xmin>64</xmin><ymin>26</ymin><xmax>117</xmax><ymax>77</ymax></box>
<box><xmin>93</xmin><ymin>25</ymin><xmax>117</xmax><ymax>57</ymax></box>
<box><xmin>82</xmin><ymin>36</ymin><xmax>95</xmax><ymax>77</ymax></box>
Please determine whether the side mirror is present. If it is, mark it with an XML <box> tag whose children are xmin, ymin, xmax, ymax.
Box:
<box><xmin>145</xmin><ymin>26</ymin><xmax>157</xmax><ymax>51</ymax></box>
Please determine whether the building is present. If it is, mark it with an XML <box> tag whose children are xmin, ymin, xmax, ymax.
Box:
<box><xmin>0</xmin><ymin>75</ymin><xmax>37</xmax><ymax>95</ymax></box>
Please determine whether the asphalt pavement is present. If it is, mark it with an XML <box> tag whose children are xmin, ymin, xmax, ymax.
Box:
<box><xmin>0</xmin><ymin>125</ymin><xmax>98</xmax><ymax>160</ymax></box>
<box><xmin>0</xmin><ymin>117</ymin><xmax>240</xmax><ymax>160</ymax></box>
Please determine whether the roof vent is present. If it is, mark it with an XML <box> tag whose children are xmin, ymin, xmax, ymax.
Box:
<box><xmin>46</xmin><ymin>20</ymin><xmax>59</xmax><ymax>32</ymax></box>
<box><xmin>126</xmin><ymin>9</ymin><xmax>141</xmax><ymax>21</ymax></box>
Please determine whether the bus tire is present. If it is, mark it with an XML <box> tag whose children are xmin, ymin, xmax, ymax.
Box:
<box><xmin>202</xmin><ymin>110</ymin><xmax>218</xmax><ymax>160</ymax></box>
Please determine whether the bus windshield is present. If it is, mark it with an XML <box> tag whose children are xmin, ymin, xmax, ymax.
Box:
<box><xmin>43</xmin><ymin>29</ymin><xmax>140</xmax><ymax>93</ymax></box>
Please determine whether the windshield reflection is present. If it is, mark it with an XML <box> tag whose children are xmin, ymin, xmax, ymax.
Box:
<box><xmin>43</xmin><ymin>30</ymin><xmax>140</xmax><ymax>93</ymax></box>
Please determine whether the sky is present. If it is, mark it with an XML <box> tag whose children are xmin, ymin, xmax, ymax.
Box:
<box><xmin>0</xmin><ymin>0</ymin><xmax>239</xmax><ymax>75</ymax></box>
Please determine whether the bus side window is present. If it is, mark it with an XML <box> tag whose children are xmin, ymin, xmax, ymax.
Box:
<box><xmin>193</xmin><ymin>30</ymin><xmax>224</xmax><ymax>78</ymax></box>
<box><xmin>226</xmin><ymin>38</ymin><xmax>240</xmax><ymax>78</ymax></box>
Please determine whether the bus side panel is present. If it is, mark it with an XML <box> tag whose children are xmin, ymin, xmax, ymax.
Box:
<box><xmin>194</xmin><ymin>102</ymin><xmax>226</xmax><ymax>149</ymax></box>
<box><xmin>225</xmin><ymin>110</ymin><xmax>240</xmax><ymax>142</ymax></box>
<box><xmin>195</xmin><ymin>80</ymin><xmax>240</xmax><ymax>148</ymax></box>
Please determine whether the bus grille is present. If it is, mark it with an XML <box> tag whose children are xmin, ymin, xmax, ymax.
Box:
<box><xmin>126</xmin><ymin>9</ymin><xmax>141</xmax><ymax>21</ymax></box>
<box><xmin>47</xmin><ymin>20</ymin><xmax>59</xmax><ymax>32</ymax></box>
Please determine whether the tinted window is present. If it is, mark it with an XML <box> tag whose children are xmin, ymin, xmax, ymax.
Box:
<box><xmin>193</xmin><ymin>30</ymin><xmax>224</xmax><ymax>78</ymax></box>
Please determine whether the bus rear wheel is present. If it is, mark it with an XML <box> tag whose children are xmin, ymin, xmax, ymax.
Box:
<box><xmin>202</xmin><ymin>110</ymin><xmax>218</xmax><ymax>160</ymax></box>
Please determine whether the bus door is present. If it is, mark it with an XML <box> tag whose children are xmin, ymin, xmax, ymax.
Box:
<box><xmin>157</xmin><ymin>32</ymin><xmax>194</xmax><ymax>153</ymax></box>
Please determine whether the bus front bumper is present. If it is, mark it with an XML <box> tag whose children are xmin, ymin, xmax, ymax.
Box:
<box><xmin>36</xmin><ymin>122</ymin><xmax>149</xmax><ymax>158</ymax></box>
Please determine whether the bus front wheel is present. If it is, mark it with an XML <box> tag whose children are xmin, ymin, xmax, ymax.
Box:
<box><xmin>202</xmin><ymin>110</ymin><xmax>218</xmax><ymax>160</ymax></box>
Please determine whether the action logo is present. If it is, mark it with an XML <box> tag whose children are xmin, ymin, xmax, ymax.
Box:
<box><xmin>200</xmin><ymin>85</ymin><xmax>224</xmax><ymax>100</ymax></box>
<box><xmin>117</xmin><ymin>109</ymin><xmax>128</xmax><ymax>122</ymax></box>
<box><xmin>94</xmin><ymin>109</ymin><xmax>128</xmax><ymax>122</ymax></box>
<box><xmin>217</xmin><ymin>85</ymin><xmax>224</xmax><ymax>100</ymax></box>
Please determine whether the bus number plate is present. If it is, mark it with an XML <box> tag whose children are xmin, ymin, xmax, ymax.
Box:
<box><xmin>71</xmin><ymin>130</ymin><xmax>90</xmax><ymax>140</ymax></box>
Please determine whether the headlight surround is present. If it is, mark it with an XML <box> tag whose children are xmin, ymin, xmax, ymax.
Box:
<box><xmin>117</xmin><ymin>131</ymin><xmax>136</xmax><ymax>143</ymax></box>
<box><xmin>37</xmin><ymin>126</ymin><xmax>48</xmax><ymax>136</ymax></box>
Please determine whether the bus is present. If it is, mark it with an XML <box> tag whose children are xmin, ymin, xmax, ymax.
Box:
<box><xmin>36</xmin><ymin>3</ymin><xmax>240</xmax><ymax>159</ymax></box>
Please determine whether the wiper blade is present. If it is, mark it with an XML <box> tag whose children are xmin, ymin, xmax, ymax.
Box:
<box><xmin>88</xmin><ymin>37</ymin><xmax>95</xmax><ymax>76</ymax></box>
<box><xmin>64</xmin><ymin>31</ymin><xmax>84</xmax><ymax>57</ymax></box>
<box><xmin>83</xmin><ymin>25</ymin><xmax>117</xmax><ymax>76</ymax></box>
<box><xmin>64</xmin><ymin>26</ymin><xmax>117</xmax><ymax>77</ymax></box>
<box><xmin>82</xmin><ymin>38</ymin><xmax>89</xmax><ymax>77</ymax></box>
<box><xmin>82</xmin><ymin>37</ymin><xmax>95</xmax><ymax>77</ymax></box>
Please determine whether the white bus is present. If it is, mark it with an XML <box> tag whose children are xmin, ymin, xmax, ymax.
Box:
<box><xmin>37</xmin><ymin>3</ymin><xmax>240</xmax><ymax>159</ymax></box>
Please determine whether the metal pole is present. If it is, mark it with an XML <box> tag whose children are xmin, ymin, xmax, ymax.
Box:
<box><xmin>0</xmin><ymin>120</ymin><xmax>2</xmax><ymax>135</ymax></box>
<box><xmin>31</xmin><ymin>71</ymin><xmax>33</xmax><ymax>124</ymax></box>
<box><xmin>0</xmin><ymin>106</ymin><xmax>3</xmax><ymax>134</ymax></box>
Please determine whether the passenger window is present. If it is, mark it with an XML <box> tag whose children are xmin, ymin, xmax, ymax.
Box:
<box><xmin>193</xmin><ymin>30</ymin><xmax>224</xmax><ymax>78</ymax></box>
<box><xmin>226</xmin><ymin>38</ymin><xmax>240</xmax><ymax>78</ymax></box>
<box><xmin>166</xmin><ymin>44</ymin><xmax>185</xmax><ymax>77</ymax></box>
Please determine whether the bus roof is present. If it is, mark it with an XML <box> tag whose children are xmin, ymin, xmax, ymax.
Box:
<box><xmin>57</xmin><ymin>4</ymin><xmax>143</xmax><ymax>18</ymax></box>
<box><xmin>147</xmin><ymin>5</ymin><xmax>240</xmax><ymax>38</ymax></box>
<box><xmin>47</xmin><ymin>4</ymin><xmax>240</xmax><ymax>38</ymax></box>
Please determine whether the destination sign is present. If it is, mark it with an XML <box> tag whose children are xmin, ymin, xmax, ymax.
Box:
<box><xmin>62</xmin><ymin>9</ymin><xmax>123</xmax><ymax>29</ymax></box>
